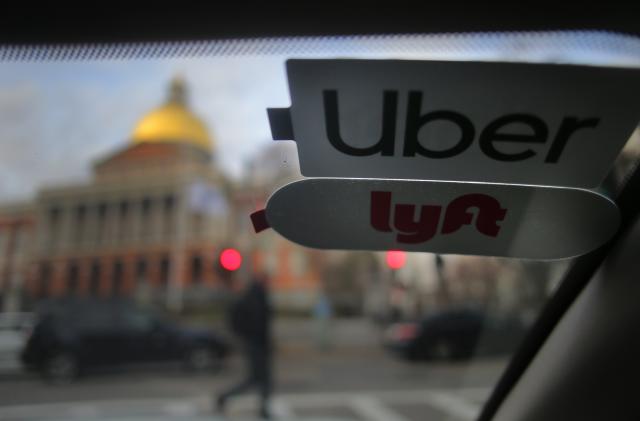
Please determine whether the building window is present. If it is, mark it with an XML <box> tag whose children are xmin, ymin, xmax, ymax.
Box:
<box><xmin>74</xmin><ymin>204</ymin><xmax>86</xmax><ymax>245</ymax></box>
<box><xmin>112</xmin><ymin>260</ymin><xmax>124</xmax><ymax>296</ymax></box>
<box><xmin>89</xmin><ymin>260</ymin><xmax>101</xmax><ymax>295</ymax></box>
<box><xmin>67</xmin><ymin>261</ymin><xmax>79</xmax><ymax>295</ymax></box>
<box><xmin>141</xmin><ymin>198</ymin><xmax>152</xmax><ymax>240</ymax></box>
<box><xmin>39</xmin><ymin>262</ymin><xmax>51</xmax><ymax>296</ymax></box>
<box><xmin>49</xmin><ymin>206</ymin><xmax>61</xmax><ymax>223</ymax></box>
<box><xmin>118</xmin><ymin>201</ymin><xmax>129</xmax><ymax>242</ymax></box>
<box><xmin>96</xmin><ymin>202</ymin><xmax>108</xmax><ymax>245</ymax></box>
<box><xmin>163</xmin><ymin>195</ymin><xmax>175</xmax><ymax>239</ymax></box>
<box><xmin>48</xmin><ymin>206</ymin><xmax>61</xmax><ymax>248</ymax></box>
<box><xmin>191</xmin><ymin>255</ymin><xmax>203</xmax><ymax>284</ymax></box>
<box><xmin>135</xmin><ymin>257</ymin><xmax>147</xmax><ymax>283</ymax></box>
<box><xmin>159</xmin><ymin>255</ymin><xmax>170</xmax><ymax>287</ymax></box>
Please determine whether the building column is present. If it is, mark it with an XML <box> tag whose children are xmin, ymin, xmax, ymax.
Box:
<box><xmin>85</xmin><ymin>203</ymin><xmax>99</xmax><ymax>251</ymax></box>
<box><xmin>59</xmin><ymin>203</ymin><xmax>73</xmax><ymax>252</ymax></box>
<box><xmin>167</xmin><ymin>188</ymin><xmax>187</xmax><ymax>312</ymax></box>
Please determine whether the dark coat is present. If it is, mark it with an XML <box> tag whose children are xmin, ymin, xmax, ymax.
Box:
<box><xmin>229</xmin><ymin>280</ymin><xmax>272</xmax><ymax>347</ymax></box>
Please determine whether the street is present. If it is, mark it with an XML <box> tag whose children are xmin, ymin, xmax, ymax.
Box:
<box><xmin>0</xmin><ymin>319</ymin><xmax>508</xmax><ymax>420</ymax></box>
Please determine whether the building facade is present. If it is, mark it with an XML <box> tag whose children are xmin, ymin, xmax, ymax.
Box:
<box><xmin>0</xmin><ymin>78</ymin><xmax>322</xmax><ymax>311</ymax></box>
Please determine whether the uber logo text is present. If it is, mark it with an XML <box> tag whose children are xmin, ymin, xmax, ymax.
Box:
<box><xmin>324</xmin><ymin>90</ymin><xmax>599</xmax><ymax>163</ymax></box>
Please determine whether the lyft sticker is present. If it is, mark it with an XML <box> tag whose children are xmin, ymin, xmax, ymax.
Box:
<box><xmin>370</xmin><ymin>192</ymin><xmax>507</xmax><ymax>243</ymax></box>
<box><xmin>262</xmin><ymin>179</ymin><xmax>619</xmax><ymax>260</ymax></box>
<box><xmin>269</xmin><ymin>59</ymin><xmax>640</xmax><ymax>188</ymax></box>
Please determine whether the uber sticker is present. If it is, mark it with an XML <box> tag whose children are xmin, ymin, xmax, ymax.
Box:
<box><xmin>268</xmin><ymin>59</ymin><xmax>640</xmax><ymax>188</ymax></box>
<box><xmin>255</xmin><ymin>179</ymin><xmax>619</xmax><ymax>260</ymax></box>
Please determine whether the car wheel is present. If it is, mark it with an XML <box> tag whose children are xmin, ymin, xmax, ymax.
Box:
<box><xmin>43</xmin><ymin>353</ymin><xmax>79</xmax><ymax>384</ymax></box>
<box><xmin>185</xmin><ymin>346</ymin><xmax>219</xmax><ymax>372</ymax></box>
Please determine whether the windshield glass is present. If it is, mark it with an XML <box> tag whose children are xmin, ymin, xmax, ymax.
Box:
<box><xmin>0</xmin><ymin>32</ymin><xmax>637</xmax><ymax>421</ymax></box>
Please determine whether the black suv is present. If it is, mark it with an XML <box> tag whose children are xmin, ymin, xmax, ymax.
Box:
<box><xmin>385</xmin><ymin>308</ymin><xmax>527</xmax><ymax>361</ymax></box>
<box><xmin>21</xmin><ymin>298</ymin><xmax>230</xmax><ymax>383</ymax></box>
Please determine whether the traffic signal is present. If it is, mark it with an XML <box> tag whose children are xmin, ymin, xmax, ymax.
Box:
<box><xmin>385</xmin><ymin>250</ymin><xmax>406</xmax><ymax>270</ymax></box>
<box><xmin>219</xmin><ymin>248</ymin><xmax>242</xmax><ymax>271</ymax></box>
<box><xmin>216</xmin><ymin>248</ymin><xmax>242</xmax><ymax>286</ymax></box>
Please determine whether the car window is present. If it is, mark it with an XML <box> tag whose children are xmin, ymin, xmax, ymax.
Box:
<box><xmin>118</xmin><ymin>311</ymin><xmax>155</xmax><ymax>332</ymax></box>
<box><xmin>70</xmin><ymin>308</ymin><xmax>116</xmax><ymax>331</ymax></box>
<box><xmin>0</xmin><ymin>32</ymin><xmax>637</xmax><ymax>421</ymax></box>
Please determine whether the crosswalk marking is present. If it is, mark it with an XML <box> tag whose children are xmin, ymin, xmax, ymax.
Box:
<box><xmin>0</xmin><ymin>387</ymin><xmax>488</xmax><ymax>420</ymax></box>
<box><xmin>164</xmin><ymin>401</ymin><xmax>199</xmax><ymax>417</ymax></box>
<box><xmin>349</xmin><ymin>396</ymin><xmax>410</xmax><ymax>421</ymax></box>
<box><xmin>67</xmin><ymin>404</ymin><xmax>99</xmax><ymax>418</ymax></box>
<box><xmin>272</xmin><ymin>398</ymin><xmax>297</xmax><ymax>420</ymax></box>
<box><xmin>423</xmin><ymin>392</ymin><xmax>480</xmax><ymax>421</ymax></box>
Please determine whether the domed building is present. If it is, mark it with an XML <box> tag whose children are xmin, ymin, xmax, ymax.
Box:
<box><xmin>23</xmin><ymin>78</ymin><xmax>232</xmax><ymax>310</ymax></box>
<box><xmin>0</xmin><ymin>77</ymin><xmax>323</xmax><ymax>313</ymax></box>
<box><xmin>131</xmin><ymin>77</ymin><xmax>213</xmax><ymax>153</ymax></box>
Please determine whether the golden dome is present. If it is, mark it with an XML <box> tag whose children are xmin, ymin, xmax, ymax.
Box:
<box><xmin>131</xmin><ymin>77</ymin><xmax>213</xmax><ymax>152</ymax></box>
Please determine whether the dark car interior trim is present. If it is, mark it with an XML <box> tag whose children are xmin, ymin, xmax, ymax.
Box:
<box><xmin>1</xmin><ymin>4</ymin><xmax>639</xmax><ymax>419</ymax></box>
<box><xmin>0</xmin><ymin>5</ymin><xmax>639</xmax><ymax>45</ymax></box>
<box><xmin>478</xmin><ymin>161</ymin><xmax>640</xmax><ymax>421</ymax></box>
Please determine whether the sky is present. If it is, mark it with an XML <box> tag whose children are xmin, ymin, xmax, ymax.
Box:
<box><xmin>0</xmin><ymin>31</ymin><xmax>638</xmax><ymax>203</ymax></box>
<box><xmin>0</xmin><ymin>56</ymin><xmax>290</xmax><ymax>201</ymax></box>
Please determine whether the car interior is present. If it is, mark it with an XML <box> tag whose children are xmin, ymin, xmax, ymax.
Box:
<box><xmin>0</xmin><ymin>5</ymin><xmax>639</xmax><ymax>421</ymax></box>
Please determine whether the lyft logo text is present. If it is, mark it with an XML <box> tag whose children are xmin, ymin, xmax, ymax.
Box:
<box><xmin>370</xmin><ymin>191</ymin><xmax>507</xmax><ymax>244</ymax></box>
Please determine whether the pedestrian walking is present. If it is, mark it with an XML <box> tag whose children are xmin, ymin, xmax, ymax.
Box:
<box><xmin>215</xmin><ymin>272</ymin><xmax>273</xmax><ymax>419</ymax></box>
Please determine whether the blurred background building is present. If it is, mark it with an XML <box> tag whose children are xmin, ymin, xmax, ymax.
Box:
<box><xmin>0</xmin><ymin>78</ymin><xmax>325</xmax><ymax>313</ymax></box>
<box><xmin>0</xmin><ymin>76</ymin><xmax>566</xmax><ymax>319</ymax></box>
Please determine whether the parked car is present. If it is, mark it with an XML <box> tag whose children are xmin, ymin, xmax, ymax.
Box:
<box><xmin>21</xmin><ymin>299</ymin><xmax>230</xmax><ymax>383</ymax></box>
<box><xmin>384</xmin><ymin>308</ymin><xmax>527</xmax><ymax>361</ymax></box>
<box><xmin>0</xmin><ymin>312</ymin><xmax>34</xmax><ymax>370</ymax></box>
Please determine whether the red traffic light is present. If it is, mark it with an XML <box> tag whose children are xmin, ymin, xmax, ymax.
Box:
<box><xmin>386</xmin><ymin>250</ymin><xmax>407</xmax><ymax>270</ymax></box>
<box><xmin>220</xmin><ymin>248</ymin><xmax>242</xmax><ymax>271</ymax></box>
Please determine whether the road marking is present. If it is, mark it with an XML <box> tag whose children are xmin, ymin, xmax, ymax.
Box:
<box><xmin>423</xmin><ymin>391</ymin><xmax>480</xmax><ymax>421</ymax></box>
<box><xmin>349</xmin><ymin>395</ymin><xmax>410</xmax><ymax>421</ymax></box>
<box><xmin>272</xmin><ymin>398</ymin><xmax>296</xmax><ymax>420</ymax></box>
<box><xmin>67</xmin><ymin>404</ymin><xmax>99</xmax><ymax>418</ymax></box>
<box><xmin>0</xmin><ymin>387</ymin><xmax>488</xmax><ymax>420</ymax></box>
<box><xmin>164</xmin><ymin>401</ymin><xmax>198</xmax><ymax>416</ymax></box>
